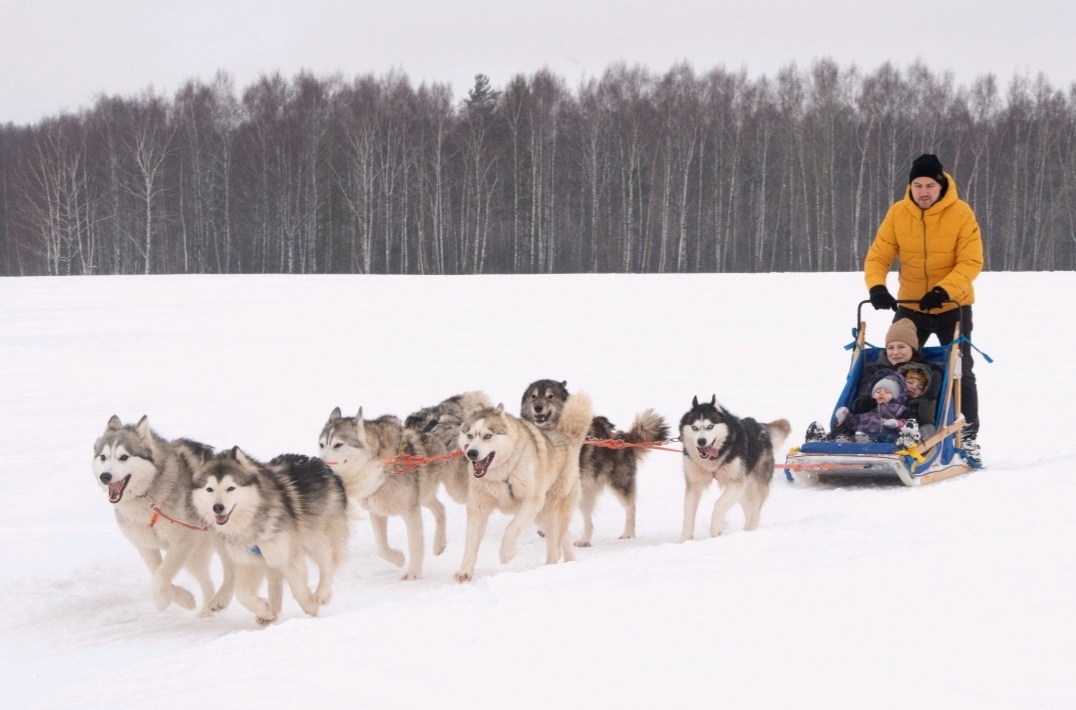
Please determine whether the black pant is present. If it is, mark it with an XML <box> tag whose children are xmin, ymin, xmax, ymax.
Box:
<box><xmin>894</xmin><ymin>306</ymin><xmax>978</xmax><ymax>435</ymax></box>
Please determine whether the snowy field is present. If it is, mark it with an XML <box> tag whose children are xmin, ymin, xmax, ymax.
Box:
<box><xmin>1</xmin><ymin>271</ymin><xmax>1072</xmax><ymax>709</ymax></box>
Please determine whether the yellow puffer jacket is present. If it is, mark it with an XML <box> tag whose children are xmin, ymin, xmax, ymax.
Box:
<box><xmin>864</xmin><ymin>172</ymin><xmax>984</xmax><ymax>313</ymax></box>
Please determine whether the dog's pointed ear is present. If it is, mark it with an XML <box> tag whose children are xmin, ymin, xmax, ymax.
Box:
<box><xmin>561</xmin><ymin>380</ymin><xmax>568</xmax><ymax>388</ymax></box>
<box><xmin>106</xmin><ymin>415</ymin><xmax>123</xmax><ymax>433</ymax></box>
<box><xmin>231</xmin><ymin>446</ymin><xmax>257</xmax><ymax>470</ymax></box>
<box><xmin>330</xmin><ymin>406</ymin><xmax>342</xmax><ymax>421</ymax></box>
<box><xmin>709</xmin><ymin>395</ymin><xmax>717</xmax><ymax>407</ymax></box>
<box><xmin>354</xmin><ymin>408</ymin><xmax>367</xmax><ymax>444</ymax></box>
<box><xmin>692</xmin><ymin>396</ymin><xmax>699</xmax><ymax>408</ymax></box>
<box><xmin>135</xmin><ymin>415</ymin><xmax>152</xmax><ymax>440</ymax></box>
<box><xmin>494</xmin><ymin>403</ymin><xmax>505</xmax><ymax>420</ymax></box>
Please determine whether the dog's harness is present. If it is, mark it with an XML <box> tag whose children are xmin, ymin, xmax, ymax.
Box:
<box><xmin>147</xmin><ymin>502</ymin><xmax>211</xmax><ymax>532</ymax></box>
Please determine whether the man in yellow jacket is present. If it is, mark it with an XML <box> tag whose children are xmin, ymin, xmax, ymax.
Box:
<box><xmin>864</xmin><ymin>154</ymin><xmax>984</xmax><ymax>465</ymax></box>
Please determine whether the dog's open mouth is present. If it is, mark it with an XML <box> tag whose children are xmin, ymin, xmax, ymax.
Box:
<box><xmin>107</xmin><ymin>475</ymin><xmax>131</xmax><ymax>503</ymax></box>
<box><xmin>697</xmin><ymin>445</ymin><xmax>720</xmax><ymax>460</ymax></box>
<box><xmin>532</xmin><ymin>413</ymin><xmax>550</xmax><ymax>425</ymax></box>
<box><xmin>471</xmin><ymin>452</ymin><xmax>495</xmax><ymax>478</ymax></box>
<box><xmin>215</xmin><ymin>506</ymin><xmax>235</xmax><ymax>526</ymax></box>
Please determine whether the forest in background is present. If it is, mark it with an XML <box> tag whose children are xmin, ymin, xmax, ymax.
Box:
<box><xmin>1</xmin><ymin>59</ymin><xmax>1074</xmax><ymax>276</ymax></box>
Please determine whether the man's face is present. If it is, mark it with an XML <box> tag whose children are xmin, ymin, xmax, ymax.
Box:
<box><xmin>910</xmin><ymin>178</ymin><xmax>942</xmax><ymax>209</ymax></box>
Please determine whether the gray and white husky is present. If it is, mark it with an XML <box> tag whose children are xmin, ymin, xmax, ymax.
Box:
<box><xmin>191</xmin><ymin>449</ymin><xmax>348</xmax><ymax>625</ymax></box>
<box><xmin>318</xmin><ymin>407</ymin><xmax>443</xmax><ymax>580</ymax></box>
<box><xmin>455</xmin><ymin>393</ymin><xmax>592</xmax><ymax>582</ymax></box>
<box><xmin>679</xmin><ymin>396</ymin><xmax>791</xmax><ymax>541</ymax></box>
<box><xmin>402</xmin><ymin>391</ymin><xmax>492</xmax><ymax>505</ymax></box>
<box><xmin>92</xmin><ymin>415</ymin><xmax>232</xmax><ymax>616</ymax></box>
<box><xmin>521</xmin><ymin>379</ymin><xmax>669</xmax><ymax>546</ymax></box>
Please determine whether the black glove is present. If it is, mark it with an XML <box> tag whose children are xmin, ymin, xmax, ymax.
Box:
<box><xmin>919</xmin><ymin>286</ymin><xmax>948</xmax><ymax>311</ymax></box>
<box><xmin>869</xmin><ymin>285</ymin><xmax>897</xmax><ymax>311</ymax></box>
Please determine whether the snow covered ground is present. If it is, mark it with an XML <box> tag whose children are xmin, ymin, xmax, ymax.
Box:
<box><xmin>1</xmin><ymin>271</ymin><xmax>1072</xmax><ymax>709</ymax></box>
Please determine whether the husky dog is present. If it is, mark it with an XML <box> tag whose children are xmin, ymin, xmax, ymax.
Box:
<box><xmin>521</xmin><ymin>379</ymin><xmax>669</xmax><ymax>546</ymax></box>
<box><xmin>679</xmin><ymin>396</ymin><xmax>791</xmax><ymax>542</ymax></box>
<box><xmin>191</xmin><ymin>449</ymin><xmax>348</xmax><ymax>625</ymax></box>
<box><xmin>402</xmin><ymin>391</ymin><xmax>492</xmax><ymax>505</ymax></box>
<box><xmin>318</xmin><ymin>407</ymin><xmax>442</xmax><ymax>580</ymax></box>
<box><xmin>92</xmin><ymin>415</ymin><xmax>232</xmax><ymax>616</ymax></box>
<box><xmin>454</xmin><ymin>393</ymin><xmax>593</xmax><ymax>582</ymax></box>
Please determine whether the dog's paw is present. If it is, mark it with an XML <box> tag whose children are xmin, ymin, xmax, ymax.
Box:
<box><xmin>172</xmin><ymin>586</ymin><xmax>196</xmax><ymax>611</ymax></box>
<box><xmin>709</xmin><ymin>523</ymin><xmax>727</xmax><ymax>537</ymax></box>
<box><xmin>382</xmin><ymin>548</ymin><xmax>406</xmax><ymax>567</ymax></box>
<box><xmin>499</xmin><ymin>541</ymin><xmax>517</xmax><ymax>564</ymax></box>
<box><xmin>453</xmin><ymin>570</ymin><xmax>472</xmax><ymax>583</ymax></box>
<box><xmin>433</xmin><ymin>537</ymin><xmax>447</xmax><ymax>556</ymax></box>
<box><xmin>206</xmin><ymin>592</ymin><xmax>231</xmax><ymax>613</ymax></box>
<box><xmin>255</xmin><ymin>600</ymin><xmax>276</xmax><ymax>625</ymax></box>
<box><xmin>313</xmin><ymin>589</ymin><xmax>333</xmax><ymax>605</ymax></box>
<box><xmin>619</xmin><ymin>532</ymin><xmax>635</xmax><ymax>540</ymax></box>
<box><xmin>400</xmin><ymin>570</ymin><xmax>421</xmax><ymax>581</ymax></box>
<box><xmin>574</xmin><ymin>540</ymin><xmax>593</xmax><ymax>548</ymax></box>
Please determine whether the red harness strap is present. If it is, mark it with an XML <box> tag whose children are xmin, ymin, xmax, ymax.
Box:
<box><xmin>149</xmin><ymin>503</ymin><xmax>210</xmax><ymax>532</ymax></box>
<box><xmin>584</xmin><ymin>437</ymin><xmax>683</xmax><ymax>453</ymax></box>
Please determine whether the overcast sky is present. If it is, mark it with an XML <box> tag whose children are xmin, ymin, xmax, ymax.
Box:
<box><xmin>3</xmin><ymin>0</ymin><xmax>1075</xmax><ymax>125</ymax></box>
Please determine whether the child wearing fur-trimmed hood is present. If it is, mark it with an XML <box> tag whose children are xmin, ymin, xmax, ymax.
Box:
<box><xmin>899</xmin><ymin>363</ymin><xmax>938</xmax><ymax>440</ymax></box>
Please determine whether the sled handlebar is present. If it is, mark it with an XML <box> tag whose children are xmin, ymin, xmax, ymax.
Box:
<box><xmin>856</xmin><ymin>299</ymin><xmax>965</xmax><ymax>342</ymax></box>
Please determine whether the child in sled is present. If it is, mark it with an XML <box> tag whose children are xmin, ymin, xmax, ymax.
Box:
<box><xmin>898</xmin><ymin>365</ymin><xmax>937</xmax><ymax>440</ymax></box>
<box><xmin>830</xmin><ymin>373</ymin><xmax>916</xmax><ymax>445</ymax></box>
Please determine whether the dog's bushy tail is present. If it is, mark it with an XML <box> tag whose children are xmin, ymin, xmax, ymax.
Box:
<box><xmin>556</xmin><ymin>392</ymin><xmax>594</xmax><ymax>444</ymax></box>
<box><xmin>624</xmin><ymin>408</ymin><xmax>670</xmax><ymax>460</ymax></box>
<box><xmin>767</xmin><ymin>419</ymin><xmax>792</xmax><ymax>449</ymax></box>
<box><xmin>332</xmin><ymin>449</ymin><xmax>389</xmax><ymax>518</ymax></box>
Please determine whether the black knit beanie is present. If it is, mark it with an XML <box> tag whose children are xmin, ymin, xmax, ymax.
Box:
<box><xmin>908</xmin><ymin>153</ymin><xmax>949</xmax><ymax>197</ymax></box>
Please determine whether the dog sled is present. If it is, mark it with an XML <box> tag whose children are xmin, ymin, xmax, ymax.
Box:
<box><xmin>784</xmin><ymin>301</ymin><xmax>977</xmax><ymax>487</ymax></box>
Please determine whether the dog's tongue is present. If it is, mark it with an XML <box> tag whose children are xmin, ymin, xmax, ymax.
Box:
<box><xmin>107</xmin><ymin>475</ymin><xmax>130</xmax><ymax>503</ymax></box>
<box><xmin>700</xmin><ymin>445</ymin><xmax>721</xmax><ymax>458</ymax></box>
<box><xmin>215</xmin><ymin>507</ymin><xmax>233</xmax><ymax>526</ymax></box>
<box><xmin>472</xmin><ymin>452</ymin><xmax>494</xmax><ymax>478</ymax></box>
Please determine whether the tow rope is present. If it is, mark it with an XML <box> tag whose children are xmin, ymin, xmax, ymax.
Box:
<box><xmin>583</xmin><ymin>436</ymin><xmax>683</xmax><ymax>453</ymax></box>
<box><xmin>148</xmin><ymin>502</ymin><xmax>210</xmax><ymax>532</ymax></box>
<box><xmin>333</xmin><ymin>436</ymin><xmax>687</xmax><ymax>476</ymax></box>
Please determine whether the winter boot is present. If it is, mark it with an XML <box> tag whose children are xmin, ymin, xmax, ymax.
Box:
<box><xmin>805</xmin><ymin>421</ymin><xmax>827</xmax><ymax>442</ymax></box>
<box><xmin>960</xmin><ymin>424</ymin><xmax>982</xmax><ymax>467</ymax></box>
<box><xmin>896</xmin><ymin>420</ymin><xmax>921</xmax><ymax>448</ymax></box>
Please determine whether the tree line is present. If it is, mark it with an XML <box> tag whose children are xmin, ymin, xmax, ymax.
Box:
<box><xmin>1</xmin><ymin>60</ymin><xmax>1074</xmax><ymax>276</ymax></box>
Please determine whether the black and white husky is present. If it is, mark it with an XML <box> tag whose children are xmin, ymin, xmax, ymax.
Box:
<box><xmin>191</xmin><ymin>449</ymin><xmax>348</xmax><ymax>625</ymax></box>
<box><xmin>679</xmin><ymin>396</ymin><xmax>791</xmax><ymax>542</ymax></box>
<box><xmin>92</xmin><ymin>415</ymin><xmax>233</xmax><ymax>616</ymax></box>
